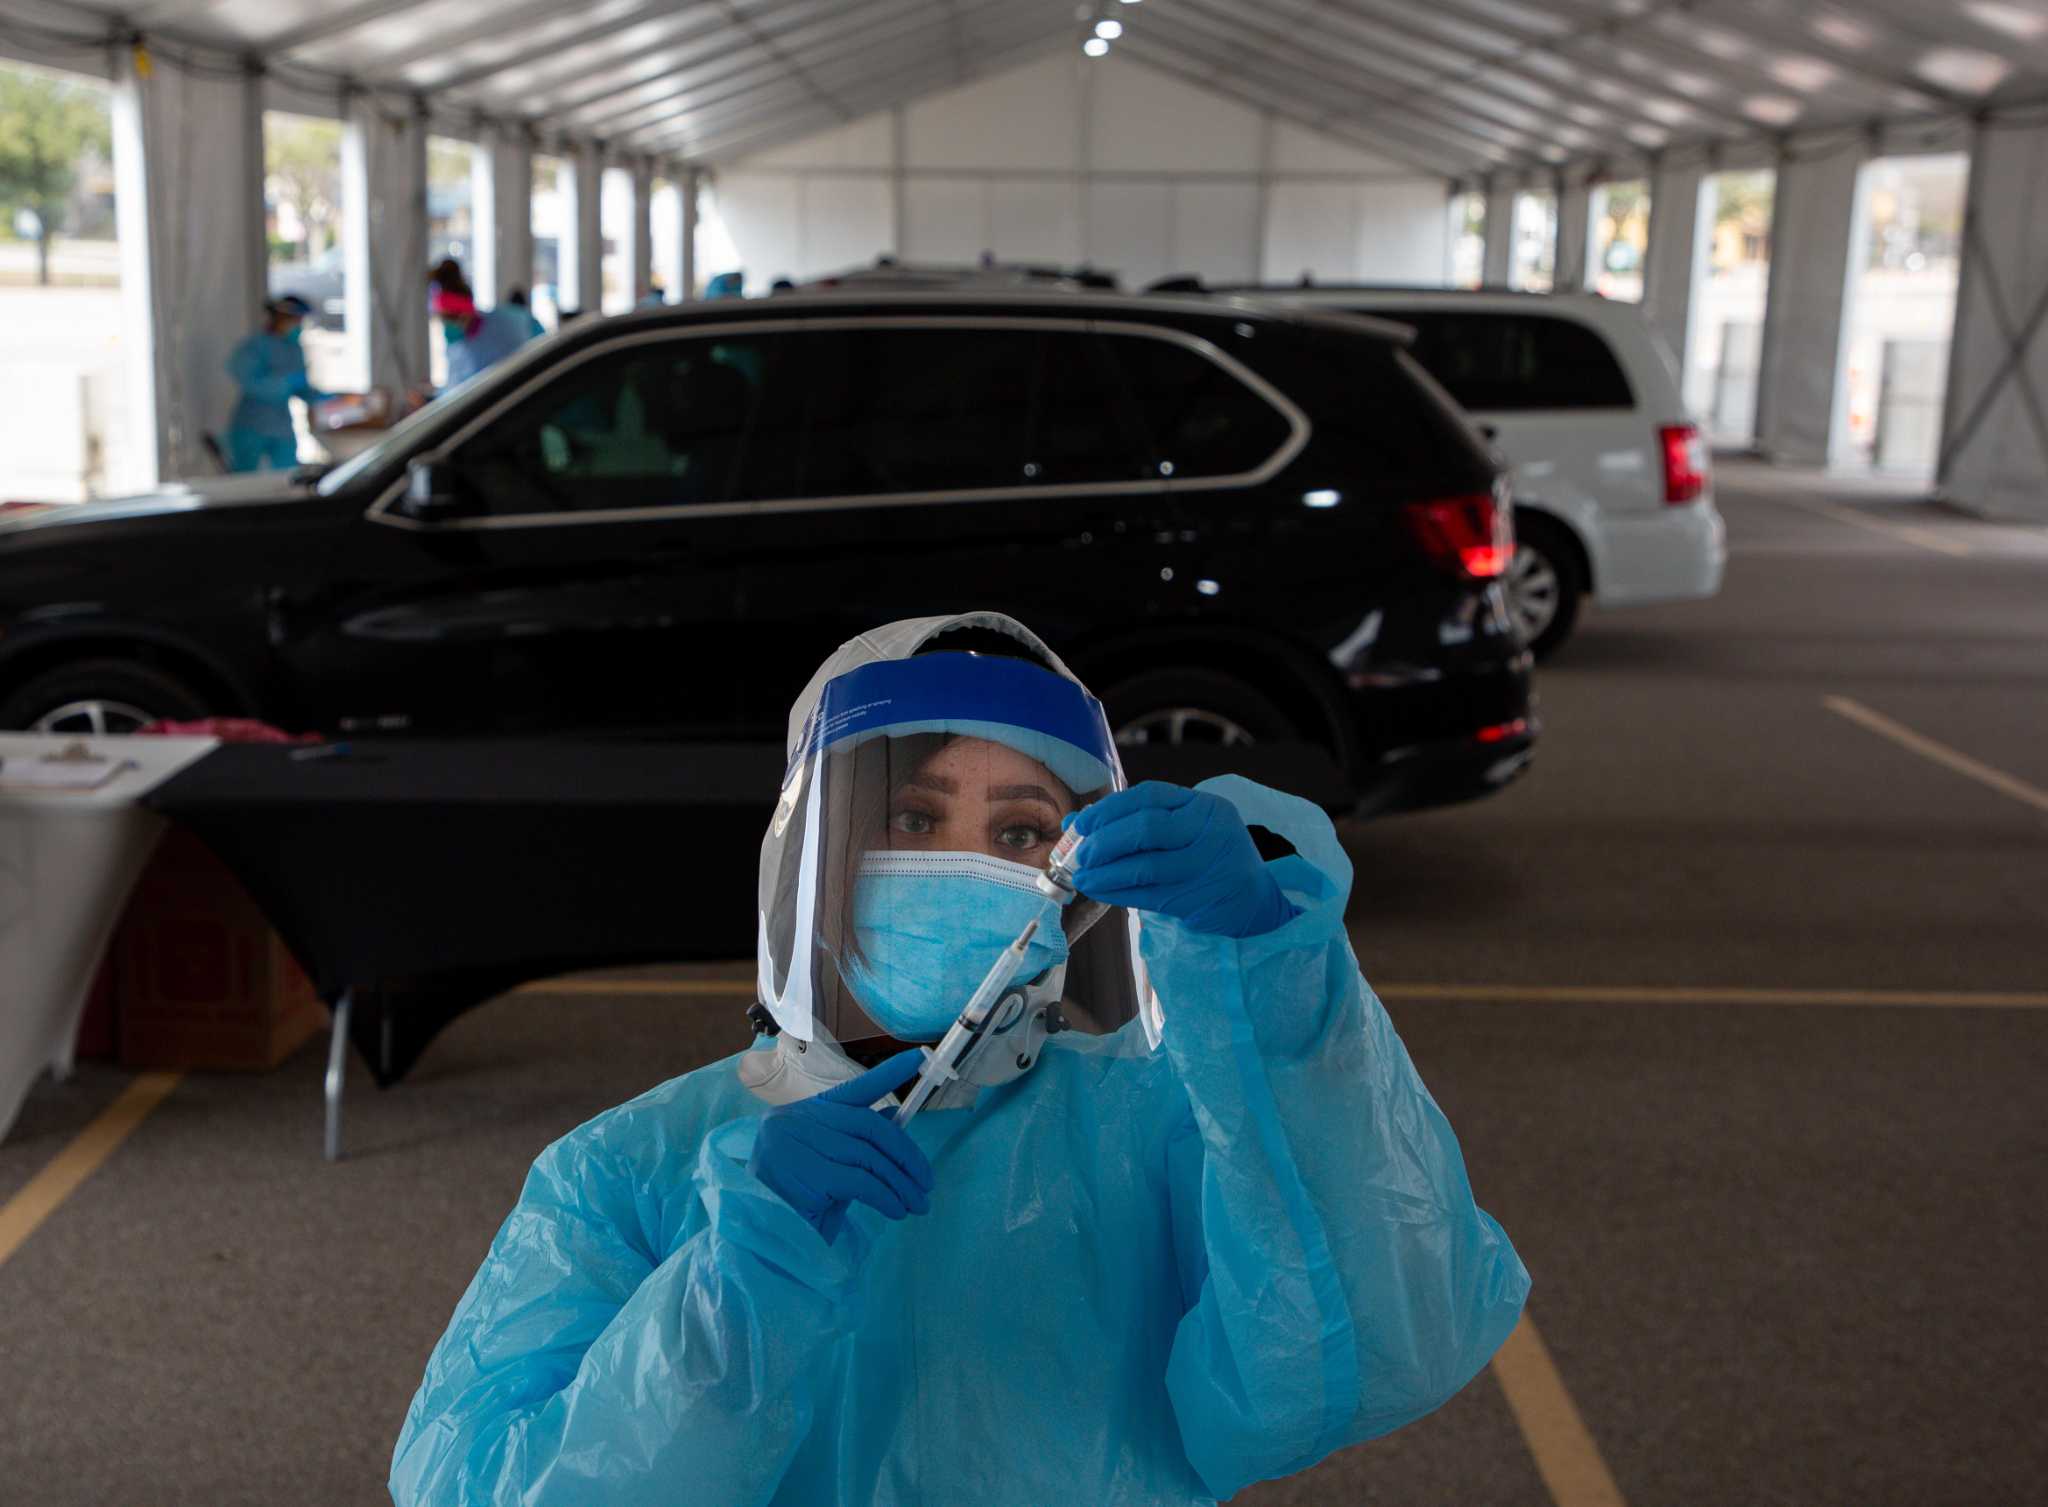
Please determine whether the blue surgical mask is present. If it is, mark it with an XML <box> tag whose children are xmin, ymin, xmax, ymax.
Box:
<box><xmin>841</xmin><ymin>852</ymin><xmax>1068</xmax><ymax>1041</ymax></box>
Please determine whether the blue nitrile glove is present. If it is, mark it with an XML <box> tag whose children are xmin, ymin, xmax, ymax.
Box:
<box><xmin>1065</xmin><ymin>780</ymin><xmax>1298</xmax><ymax>938</ymax></box>
<box><xmin>747</xmin><ymin>1048</ymin><xmax>936</xmax><ymax>1244</ymax></box>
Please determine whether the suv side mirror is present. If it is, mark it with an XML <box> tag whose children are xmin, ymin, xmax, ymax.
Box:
<box><xmin>403</xmin><ymin>458</ymin><xmax>473</xmax><ymax>522</ymax></box>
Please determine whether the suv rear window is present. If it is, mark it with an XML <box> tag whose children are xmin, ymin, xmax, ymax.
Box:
<box><xmin>1360</xmin><ymin>310</ymin><xmax>1634</xmax><ymax>412</ymax></box>
<box><xmin>1291</xmin><ymin>332</ymin><xmax>1497</xmax><ymax>488</ymax></box>
<box><xmin>792</xmin><ymin>326</ymin><xmax>1154</xmax><ymax>496</ymax></box>
<box><xmin>1099</xmin><ymin>332</ymin><xmax>1294</xmax><ymax>478</ymax></box>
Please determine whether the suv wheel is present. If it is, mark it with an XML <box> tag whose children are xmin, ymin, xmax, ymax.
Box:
<box><xmin>0</xmin><ymin>658</ymin><xmax>213</xmax><ymax>734</ymax></box>
<box><xmin>1506</xmin><ymin>513</ymin><xmax>1584</xmax><ymax>658</ymax></box>
<box><xmin>1104</xmin><ymin>669</ymin><xmax>1299</xmax><ymax>751</ymax></box>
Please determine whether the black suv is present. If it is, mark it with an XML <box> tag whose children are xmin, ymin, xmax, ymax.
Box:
<box><xmin>0</xmin><ymin>294</ymin><xmax>1533</xmax><ymax>815</ymax></box>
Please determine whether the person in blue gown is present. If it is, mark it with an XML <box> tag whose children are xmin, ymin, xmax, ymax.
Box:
<box><xmin>223</xmin><ymin>295</ymin><xmax>323</xmax><ymax>472</ymax></box>
<box><xmin>435</xmin><ymin>285</ymin><xmax>538</xmax><ymax>393</ymax></box>
<box><xmin>390</xmin><ymin>612</ymin><xmax>1528</xmax><ymax>1507</ymax></box>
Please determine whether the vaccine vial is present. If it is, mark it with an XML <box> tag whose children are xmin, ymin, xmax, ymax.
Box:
<box><xmin>1036</xmin><ymin>826</ymin><xmax>1085</xmax><ymax>906</ymax></box>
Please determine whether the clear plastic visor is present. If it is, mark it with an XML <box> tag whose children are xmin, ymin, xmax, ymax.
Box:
<box><xmin>759</xmin><ymin>654</ymin><xmax>1142</xmax><ymax>1045</ymax></box>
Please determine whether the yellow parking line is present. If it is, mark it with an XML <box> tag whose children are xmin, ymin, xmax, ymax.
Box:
<box><xmin>515</xmin><ymin>977</ymin><xmax>2048</xmax><ymax>1009</ymax></box>
<box><xmin>1825</xmin><ymin>695</ymin><xmax>2048</xmax><ymax>817</ymax></box>
<box><xmin>0</xmin><ymin>1072</ymin><xmax>181</xmax><ymax>1269</ymax></box>
<box><xmin>1493</xmin><ymin>1313</ymin><xmax>1629</xmax><ymax>1507</ymax></box>
<box><xmin>1778</xmin><ymin>495</ymin><xmax>1972</xmax><ymax>557</ymax></box>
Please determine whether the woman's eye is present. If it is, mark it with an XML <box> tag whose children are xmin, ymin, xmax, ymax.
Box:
<box><xmin>891</xmin><ymin>809</ymin><xmax>935</xmax><ymax>836</ymax></box>
<box><xmin>996</xmin><ymin>824</ymin><xmax>1047</xmax><ymax>851</ymax></box>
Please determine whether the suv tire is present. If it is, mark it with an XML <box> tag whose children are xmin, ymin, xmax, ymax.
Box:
<box><xmin>1103</xmin><ymin>668</ymin><xmax>1301</xmax><ymax>751</ymax></box>
<box><xmin>1507</xmin><ymin>512</ymin><xmax>1584</xmax><ymax>659</ymax></box>
<box><xmin>0</xmin><ymin>657</ymin><xmax>213</xmax><ymax>734</ymax></box>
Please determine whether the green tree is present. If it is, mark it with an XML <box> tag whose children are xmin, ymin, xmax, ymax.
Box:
<box><xmin>265</xmin><ymin>115</ymin><xmax>343</xmax><ymax>261</ymax></box>
<box><xmin>0</xmin><ymin>67</ymin><xmax>112</xmax><ymax>286</ymax></box>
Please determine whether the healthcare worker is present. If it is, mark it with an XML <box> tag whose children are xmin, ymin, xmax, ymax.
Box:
<box><xmin>504</xmin><ymin>286</ymin><xmax>548</xmax><ymax>339</ymax></box>
<box><xmin>434</xmin><ymin>285</ymin><xmax>537</xmax><ymax>393</ymax></box>
<box><xmin>390</xmin><ymin>612</ymin><xmax>1528</xmax><ymax>1507</ymax></box>
<box><xmin>223</xmin><ymin>295</ymin><xmax>323</xmax><ymax>472</ymax></box>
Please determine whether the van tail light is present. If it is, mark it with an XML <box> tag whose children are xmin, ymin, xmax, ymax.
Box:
<box><xmin>1660</xmin><ymin>423</ymin><xmax>1708</xmax><ymax>504</ymax></box>
<box><xmin>1404</xmin><ymin>488</ymin><xmax>1513</xmax><ymax>581</ymax></box>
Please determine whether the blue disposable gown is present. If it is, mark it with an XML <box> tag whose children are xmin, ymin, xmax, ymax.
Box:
<box><xmin>444</xmin><ymin>305</ymin><xmax>538</xmax><ymax>393</ymax></box>
<box><xmin>389</xmin><ymin>778</ymin><xmax>1529</xmax><ymax>1505</ymax></box>
<box><xmin>226</xmin><ymin>332</ymin><xmax>319</xmax><ymax>439</ymax></box>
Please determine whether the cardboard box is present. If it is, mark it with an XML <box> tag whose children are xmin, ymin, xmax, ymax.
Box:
<box><xmin>116</xmin><ymin>831</ymin><xmax>327</xmax><ymax>1072</ymax></box>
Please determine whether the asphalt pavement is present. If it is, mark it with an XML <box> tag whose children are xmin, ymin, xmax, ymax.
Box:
<box><xmin>2</xmin><ymin>461</ymin><xmax>2043</xmax><ymax>1506</ymax></box>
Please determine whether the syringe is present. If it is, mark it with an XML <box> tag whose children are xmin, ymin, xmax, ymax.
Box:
<box><xmin>893</xmin><ymin>917</ymin><xmax>1042</xmax><ymax>1125</ymax></box>
<box><xmin>891</xmin><ymin>830</ymin><xmax>1088</xmax><ymax>1126</ymax></box>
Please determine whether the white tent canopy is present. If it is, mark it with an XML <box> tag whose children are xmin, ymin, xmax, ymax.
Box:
<box><xmin>3</xmin><ymin>0</ymin><xmax>2041</xmax><ymax>175</ymax></box>
<box><xmin>3</xmin><ymin>0</ymin><xmax>2046</xmax><ymax>516</ymax></box>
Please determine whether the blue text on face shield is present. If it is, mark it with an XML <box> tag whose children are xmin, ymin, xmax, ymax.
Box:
<box><xmin>842</xmin><ymin>857</ymin><xmax>1067</xmax><ymax>1040</ymax></box>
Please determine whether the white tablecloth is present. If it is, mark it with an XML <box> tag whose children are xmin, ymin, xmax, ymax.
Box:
<box><xmin>0</xmin><ymin>735</ymin><xmax>219</xmax><ymax>1143</ymax></box>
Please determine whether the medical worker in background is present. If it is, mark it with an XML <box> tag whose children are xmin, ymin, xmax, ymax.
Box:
<box><xmin>223</xmin><ymin>295</ymin><xmax>323</xmax><ymax>473</ymax></box>
<box><xmin>390</xmin><ymin>612</ymin><xmax>1528</xmax><ymax>1507</ymax></box>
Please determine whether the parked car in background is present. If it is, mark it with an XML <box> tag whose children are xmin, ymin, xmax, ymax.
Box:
<box><xmin>266</xmin><ymin>246</ymin><xmax>347</xmax><ymax>330</ymax></box>
<box><xmin>1176</xmin><ymin>283</ymin><xmax>1726</xmax><ymax>655</ymax></box>
<box><xmin>267</xmin><ymin>236</ymin><xmax>473</xmax><ymax>333</ymax></box>
<box><xmin>0</xmin><ymin>293</ymin><xmax>1532</xmax><ymax>816</ymax></box>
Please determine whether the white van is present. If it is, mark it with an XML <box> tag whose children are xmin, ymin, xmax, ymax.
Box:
<box><xmin>1212</xmin><ymin>286</ymin><xmax>1726</xmax><ymax>655</ymax></box>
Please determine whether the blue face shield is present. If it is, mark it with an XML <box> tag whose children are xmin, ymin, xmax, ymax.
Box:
<box><xmin>842</xmin><ymin>852</ymin><xmax>1069</xmax><ymax>1040</ymax></box>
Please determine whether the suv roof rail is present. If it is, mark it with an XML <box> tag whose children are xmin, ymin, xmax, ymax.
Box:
<box><xmin>832</xmin><ymin>256</ymin><xmax>1123</xmax><ymax>290</ymax></box>
<box><xmin>1146</xmin><ymin>276</ymin><xmax>1577</xmax><ymax>298</ymax></box>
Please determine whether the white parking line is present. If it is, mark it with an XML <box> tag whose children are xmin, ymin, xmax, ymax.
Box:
<box><xmin>1825</xmin><ymin>695</ymin><xmax>2048</xmax><ymax>817</ymax></box>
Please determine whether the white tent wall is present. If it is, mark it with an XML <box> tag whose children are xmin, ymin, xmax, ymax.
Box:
<box><xmin>630</xmin><ymin>160</ymin><xmax>656</xmax><ymax>301</ymax></box>
<box><xmin>110</xmin><ymin>43</ymin><xmax>266</xmax><ymax>488</ymax></box>
<box><xmin>572</xmin><ymin>141</ymin><xmax>605</xmax><ymax>314</ymax></box>
<box><xmin>1938</xmin><ymin>116</ymin><xmax>2048</xmax><ymax>523</ymax></box>
<box><xmin>478</xmin><ymin>125</ymin><xmax>535</xmax><ymax>308</ymax></box>
<box><xmin>1556</xmin><ymin>175</ymin><xmax>1593</xmax><ymax>292</ymax></box>
<box><xmin>1480</xmin><ymin>181</ymin><xmax>1516</xmax><ymax>287</ymax></box>
<box><xmin>344</xmin><ymin>93</ymin><xmax>430</xmax><ymax>396</ymax></box>
<box><xmin>681</xmin><ymin>168</ymin><xmax>700</xmax><ymax>299</ymax></box>
<box><xmin>1642</xmin><ymin>160</ymin><xmax>1710</xmax><ymax>394</ymax></box>
<box><xmin>706</xmin><ymin>54</ymin><xmax>1449</xmax><ymax>291</ymax></box>
<box><xmin>1754</xmin><ymin>137</ymin><xmax>1866</xmax><ymax>467</ymax></box>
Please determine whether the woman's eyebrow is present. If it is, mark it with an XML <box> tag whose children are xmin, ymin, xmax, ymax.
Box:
<box><xmin>988</xmin><ymin>783</ymin><xmax>1062</xmax><ymax>806</ymax></box>
<box><xmin>901</xmin><ymin>772</ymin><xmax>958</xmax><ymax>795</ymax></box>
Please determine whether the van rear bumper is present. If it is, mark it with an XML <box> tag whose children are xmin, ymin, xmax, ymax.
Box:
<box><xmin>1592</xmin><ymin>496</ymin><xmax>1726</xmax><ymax>606</ymax></box>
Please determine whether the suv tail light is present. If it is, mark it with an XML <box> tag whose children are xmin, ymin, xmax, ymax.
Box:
<box><xmin>1660</xmin><ymin>423</ymin><xmax>1707</xmax><ymax>504</ymax></box>
<box><xmin>1404</xmin><ymin>489</ymin><xmax>1513</xmax><ymax>581</ymax></box>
